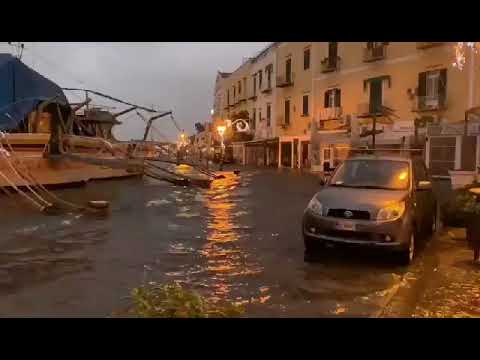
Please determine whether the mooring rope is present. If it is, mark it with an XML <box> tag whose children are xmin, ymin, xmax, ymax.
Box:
<box><xmin>0</xmin><ymin>134</ymin><xmax>84</xmax><ymax>211</ymax></box>
<box><xmin>0</xmin><ymin>131</ymin><xmax>94</xmax><ymax>213</ymax></box>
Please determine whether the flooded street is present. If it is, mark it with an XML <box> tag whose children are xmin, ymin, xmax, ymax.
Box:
<box><xmin>0</xmin><ymin>167</ymin><xmax>416</xmax><ymax>317</ymax></box>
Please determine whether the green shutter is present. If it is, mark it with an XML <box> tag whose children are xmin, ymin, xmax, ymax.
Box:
<box><xmin>369</xmin><ymin>79</ymin><xmax>382</xmax><ymax>114</ymax></box>
<box><xmin>334</xmin><ymin>89</ymin><xmax>341</xmax><ymax>107</ymax></box>
<box><xmin>418</xmin><ymin>72</ymin><xmax>427</xmax><ymax>96</ymax></box>
<box><xmin>439</xmin><ymin>68</ymin><xmax>447</xmax><ymax>106</ymax></box>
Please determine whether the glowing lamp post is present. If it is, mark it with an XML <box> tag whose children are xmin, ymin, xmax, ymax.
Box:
<box><xmin>217</xmin><ymin>125</ymin><xmax>226</xmax><ymax>170</ymax></box>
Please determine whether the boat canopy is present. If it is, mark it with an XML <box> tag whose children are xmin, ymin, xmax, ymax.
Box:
<box><xmin>0</xmin><ymin>54</ymin><xmax>68</xmax><ymax>131</ymax></box>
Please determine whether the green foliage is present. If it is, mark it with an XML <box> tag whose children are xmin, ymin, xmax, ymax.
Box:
<box><xmin>442</xmin><ymin>182</ymin><xmax>480</xmax><ymax>227</ymax></box>
<box><xmin>130</xmin><ymin>282</ymin><xmax>245</xmax><ymax>318</ymax></box>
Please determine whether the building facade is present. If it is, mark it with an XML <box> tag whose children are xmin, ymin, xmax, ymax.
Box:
<box><xmin>211</xmin><ymin>42</ymin><xmax>480</xmax><ymax>178</ymax></box>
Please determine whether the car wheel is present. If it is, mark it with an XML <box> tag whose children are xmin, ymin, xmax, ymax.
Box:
<box><xmin>304</xmin><ymin>235</ymin><xmax>323</xmax><ymax>260</ymax></box>
<box><xmin>398</xmin><ymin>231</ymin><xmax>415</xmax><ymax>266</ymax></box>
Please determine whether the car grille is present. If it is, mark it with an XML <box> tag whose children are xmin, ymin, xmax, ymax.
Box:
<box><xmin>324</xmin><ymin>229</ymin><xmax>386</xmax><ymax>242</ymax></box>
<box><xmin>327</xmin><ymin>208</ymin><xmax>371</xmax><ymax>220</ymax></box>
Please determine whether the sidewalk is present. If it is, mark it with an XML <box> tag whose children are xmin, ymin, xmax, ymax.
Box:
<box><xmin>383</xmin><ymin>227</ymin><xmax>480</xmax><ymax>317</ymax></box>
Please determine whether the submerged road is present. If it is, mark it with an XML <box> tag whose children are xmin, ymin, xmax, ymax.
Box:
<box><xmin>0</xmin><ymin>167</ymin><xmax>428</xmax><ymax>317</ymax></box>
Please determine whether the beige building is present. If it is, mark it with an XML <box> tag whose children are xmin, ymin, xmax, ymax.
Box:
<box><xmin>310</xmin><ymin>42</ymin><xmax>480</xmax><ymax>179</ymax></box>
<box><xmin>212</xmin><ymin>42</ymin><xmax>480</xmax><ymax>178</ymax></box>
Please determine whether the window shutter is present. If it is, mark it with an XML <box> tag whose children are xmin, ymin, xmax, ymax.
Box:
<box><xmin>369</xmin><ymin>79</ymin><xmax>382</xmax><ymax>114</ymax></box>
<box><xmin>324</xmin><ymin>90</ymin><xmax>329</xmax><ymax>108</ymax></box>
<box><xmin>285</xmin><ymin>100</ymin><xmax>290</xmax><ymax>125</ymax></box>
<box><xmin>334</xmin><ymin>89</ymin><xmax>341</xmax><ymax>107</ymax></box>
<box><xmin>418</xmin><ymin>72</ymin><xmax>427</xmax><ymax>97</ymax></box>
<box><xmin>439</xmin><ymin>68</ymin><xmax>447</xmax><ymax>104</ymax></box>
<box><xmin>303</xmin><ymin>95</ymin><xmax>309</xmax><ymax>115</ymax></box>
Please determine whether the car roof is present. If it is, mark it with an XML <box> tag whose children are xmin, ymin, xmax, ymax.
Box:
<box><xmin>346</xmin><ymin>155</ymin><xmax>413</xmax><ymax>163</ymax></box>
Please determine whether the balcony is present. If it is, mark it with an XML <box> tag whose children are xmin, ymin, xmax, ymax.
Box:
<box><xmin>363</xmin><ymin>46</ymin><xmax>386</xmax><ymax>62</ymax></box>
<box><xmin>276</xmin><ymin>115</ymin><xmax>290</xmax><ymax>128</ymax></box>
<box><xmin>320</xmin><ymin>56</ymin><xmax>340</xmax><ymax>73</ymax></box>
<box><xmin>416</xmin><ymin>42</ymin><xmax>444</xmax><ymax>50</ymax></box>
<box><xmin>357</xmin><ymin>102</ymin><xmax>384</xmax><ymax>118</ymax></box>
<box><xmin>412</xmin><ymin>95</ymin><xmax>447</xmax><ymax>112</ymax></box>
<box><xmin>318</xmin><ymin>107</ymin><xmax>342</xmax><ymax>121</ymax></box>
<box><xmin>276</xmin><ymin>73</ymin><xmax>294</xmax><ymax>88</ymax></box>
<box><xmin>248</xmin><ymin>93</ymin><xmax>257</xmax><ymax>101</ymax></box>
<box><xmin>261</xmin><ymin>83</ymin><xmax>273</xmax><ymax>94</ymax></box>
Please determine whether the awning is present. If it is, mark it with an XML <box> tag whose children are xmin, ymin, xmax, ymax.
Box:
<box><xmin>244</xmin><ymin>137</ymin><xmax>279</xmax><ymax>147</ymax></box>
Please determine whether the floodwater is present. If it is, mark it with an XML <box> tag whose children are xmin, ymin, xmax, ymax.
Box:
<box><xmin>0</xmin><ymin>167</ymin><xmax>414</xmax><ymax>317</ymax></box>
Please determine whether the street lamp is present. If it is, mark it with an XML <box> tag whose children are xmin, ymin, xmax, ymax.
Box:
<box><xmin>217</xmin><ymin>125</ymin><xmax>226</xmax><ymax>171</ymax></box>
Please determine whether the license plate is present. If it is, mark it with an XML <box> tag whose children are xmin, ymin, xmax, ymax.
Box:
<box><xmin>335</xmin><ymin>220</ymin><xmax>356</xmax><ymax>231</ymax></box>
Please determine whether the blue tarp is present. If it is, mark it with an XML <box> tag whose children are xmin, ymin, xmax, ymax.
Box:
<box><xmin>0</xmin><ymin>54</ymin><xmax>68</xmax><ymax>131</ymax></box>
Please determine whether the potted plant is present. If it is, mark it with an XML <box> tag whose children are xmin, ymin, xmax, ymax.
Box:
<box><xmin>445</xmin><ymin>183</ymin><xmax>480</xmax><ymax>261</ymax></box>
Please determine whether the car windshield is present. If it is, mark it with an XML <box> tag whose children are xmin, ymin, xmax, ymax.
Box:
<box><xmin>329</xmin><ymin>159</ymin><xmax>410</xmax><ymax>190</ymax></box>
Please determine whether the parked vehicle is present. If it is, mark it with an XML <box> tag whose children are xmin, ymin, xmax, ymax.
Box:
<box><xmin>302</xmin><ymin>151</ymin><xmax>437</xmax><ymax>265</ymax></box>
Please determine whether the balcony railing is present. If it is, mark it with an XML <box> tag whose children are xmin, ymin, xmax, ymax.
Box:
<box><xmin>318</xmin><ymin>107</ymin><xmax>342</xmax><ymax>121</ymax></box>
<box><xmin>416</xmin><ymin>42</ymin><xmax>444</xmax><ymax>50</ymax></box>
<box><xmin>357</xmin><ymin>102</ymin><xmax>386</xmax><ymax>117</ymax></box>
<box><xmin>412</xmin><ymin>95</ymin><xmax>447</xmax><ymax>112</ymax></box>
<box><xmin>363</xmin><ymin>46</ymin><xmax>386</xmax><ymax>62</ymax></box>
<box><xmin>320</xmin><ymin>56</ymin><xmax>340</xmax><ymax>73</ymax></box>
<box><xmin>276</xmin><ymin>115</ymin><xmax>290</xmax><ymax>128</ymax></box>
<box><xmin>276</xmin><ymin>72</ymin><xmax>294</xmax><ymax>88</ymax></box>
<box><xmin>248</xmin><ymin>92</ymin><xmax>257</xmax><ymax>100</ymax></box>
<box><xmin>261</xmin><ymin>83</ymin><xmax>273</xmax><ymax>94</ymax></box>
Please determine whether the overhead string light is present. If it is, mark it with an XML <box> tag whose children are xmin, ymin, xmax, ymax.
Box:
<box><xmin>452</xmin><ymin>42</ymin><xmax>480</xmax><ymax>70</ymax></box>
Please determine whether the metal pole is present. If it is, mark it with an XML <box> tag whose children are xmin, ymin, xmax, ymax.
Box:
<box><xmin>219</xmin><ymin>134</ymin><xmax>224</xmax><ymax>171</ymax></box>
<box><xmin>372</xmin><ymin>113</ymin><xmax>376</xmax><ymax>149</ymax></box>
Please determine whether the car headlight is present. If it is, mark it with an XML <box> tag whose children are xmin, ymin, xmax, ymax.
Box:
<box><xmin>307</xmin><ymin>196</ymin><xmax>323</xmax><ymax>216</ymax></box>
<box><xmin>377</xmin><ymin>201</ymin><xmax>406</xmax><ymax>221</ymax></box>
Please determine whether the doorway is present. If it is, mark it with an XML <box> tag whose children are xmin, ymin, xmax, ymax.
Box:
<box><xmin>322</xmin><ymin>147</ymin><xmax>332</xmax><ymax>171</ymax></box>
<box><xmin>281</xmin><ymin>142</ymin><xmax>292</xmax><ymax>167</ymax></box>
<box><xmin>301</xmin><ymin>141</ymin><xmax>310</xmax><ymax>168</ymax></box>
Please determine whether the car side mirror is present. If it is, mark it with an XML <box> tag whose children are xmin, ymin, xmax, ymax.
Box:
<box><xmin>417</xmin><ymin>180</ymin><xmax>432</xmax><ymax>191</ymax></box>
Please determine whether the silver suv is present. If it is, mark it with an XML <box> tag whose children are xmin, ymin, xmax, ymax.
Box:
<box><xmin>302</xmin><ymin>153</ymin><xmax>437</xmax><ymax>265</ymax></box>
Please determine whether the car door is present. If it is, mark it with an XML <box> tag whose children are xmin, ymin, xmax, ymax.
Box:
<box><xmin>412</xmin><ymin>159</ymin><xmax>434</xmax><ymax>233</ymax></box>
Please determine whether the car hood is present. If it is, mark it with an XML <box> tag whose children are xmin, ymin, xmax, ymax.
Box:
<box><xmin>314</xmin><ymin>186</ymin><xmax>409</xmax><ymax>213</ymax></box>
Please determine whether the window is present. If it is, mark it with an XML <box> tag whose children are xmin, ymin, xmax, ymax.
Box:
<box><xmin>284</xmin><ymin>99</ymin><xmax>290</xmax><ymax>125</ymax></box>
<box><xmin>266</xmin><ymin>65</ymin><xmax>272</xmax><ymax>88</ymax></box>
<box><xmin>328</xmin><ymin>42</ymin><xmax>338</xmax><ymax>59</ymax></box>
<box><xmin>259</xmin><ymin>110</ymin><xmax>262</xmax><ymax>124</ymax></box>
<box><xmin>418</xmin><ymin>69</ymin><xmax>447</xmax><ymax>104</ymax></box>
<box><xmin>266</xmin><ymin>104</ymin><xmax>271</xmax><ymax>127</ymax></box>
<box><xmin>286</xmin><ymin>58</ymin><xmax>292</xmax><ymax>83</ymax></box>
<box><xmin>233</xmin><ymin>86</ymin><xmax>236</xmax><ymax>98</ymax></box>
<box><xmin>258</xmin><ymin>70</ymin><xmax>263</xmax><ymax>90</ymax></box>
<box><xmin>251</xmin><ymin>108</ymin><xmax>256</xmax><ymax>130</ymax></box>
<box><xmin>324</xmin><ymin>89</ymin><xmax>341</xmax><ymax>108</ymax></box>
<box><xmin>253</xmin><ymin>75</ymin><xmax>257</xmax><ymax>96</ymax></box>
<box><xmin>304</xmin><ymin>48</ymin><xmax>310</xmax><ymax>70</ymax></box>
<box><xmin>243</xmin><ymin>78</ymin><xmax>246</xmax><ymax>96</ymax></box>
<box><xmin>302</xmin><ymin>94</ymin><xmax>309</xmax><ymax>116</ymax></box>
<box><xmin>238</xmin><ymin>81</ymin><xmax>241</xmax><ymax>94</ymax></box>
<box><xmin>369</xmin><ymin>79</ymin><xmax>383</xmax><ymax>114</ymax></box>
<box><xmin>227</xmin><ymin>89</ymin><xmax>230</xmax><ymax>105</ymax></box>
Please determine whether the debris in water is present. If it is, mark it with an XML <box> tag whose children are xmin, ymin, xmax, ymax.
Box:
<box><xmin>88</xmin><ymin>200</ymin><xmax>110</xmax><ymax>209</ymax></box>
<box><xmin>146</xmin><ymin>199</ymin><xmax>171</xmax><ymax>207</ymax></box>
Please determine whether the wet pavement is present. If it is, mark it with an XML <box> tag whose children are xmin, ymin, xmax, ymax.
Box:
<box><xmin>0</xmin><ymin>166</ymin><xmax>430</xmax><ymax>317</ymax></box>
<box><xmin>383</xmin><ymin>228</ymin><xmax>480</xmax><ymax>318</ymax></box>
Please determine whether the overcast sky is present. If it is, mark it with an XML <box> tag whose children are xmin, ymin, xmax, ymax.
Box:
<box><xmin>0</xmin><ymin>42</ymin><xmax>269</xmax><ymax>142</ymax></box>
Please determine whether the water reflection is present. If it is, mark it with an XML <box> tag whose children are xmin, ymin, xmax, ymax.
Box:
<box><xmin>196</xmin><ymin>172</ymin><xmax>263</xmax><ymax>303</ymax></box>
